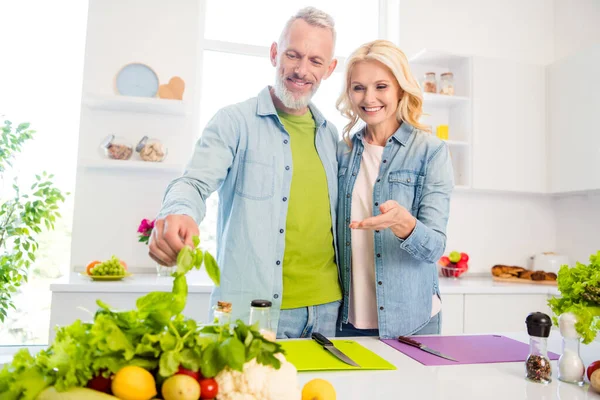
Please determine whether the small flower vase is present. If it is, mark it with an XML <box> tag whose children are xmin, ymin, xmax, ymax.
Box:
<box><xmin>558</xmin><ymin>312</ymin><xmax>585</xmax><ymax>385</ymax></box>
<box><xmin>156</xmin><ymin>263</ymin><xmax>173</xmax><ymax>277</ymax></box>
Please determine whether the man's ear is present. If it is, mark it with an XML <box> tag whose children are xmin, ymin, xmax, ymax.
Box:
<box><xmin>323</xmin><ymin>58</ymin><xmax>338</xmax><ymax>80</ymax></box>
<box><xmin>270</xmin><ymin>42</ymin><xmax>278</xmax><ymax>67</ymax></box>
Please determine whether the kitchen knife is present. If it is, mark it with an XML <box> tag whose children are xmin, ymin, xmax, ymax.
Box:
<box><xmin>311</xmin><ymin>332</ymin><xmax>361</xmax><ymax>367</ymax></box>
<box><xmin>397</xmin><ymin>336</ymin><xmax>458</xmax><ymax>362</ymax></box>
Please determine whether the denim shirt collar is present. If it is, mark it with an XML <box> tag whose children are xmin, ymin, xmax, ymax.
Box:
<box><xmin>256</xmin><ymin>86</ymin><xmax>327</xmax><ymax>128</ymax></box>
<box><xmin>353</xmin><ymin>121</ymin><xmax>415</xmax><ymax>147</ymax></box>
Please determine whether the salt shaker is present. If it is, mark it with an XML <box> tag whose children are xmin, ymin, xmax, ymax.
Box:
<box><xmin>212</xmin><ymin>300</ymin><xmax>232</xmax><ymax>326</ymax></box>
<box><xmin>525</xmin><ymin>312</ymin><xmax>553</xmax><ymax>384</ymax></box>
<box><xmin>558</xmin><ymin>312</ymin><xmax>585</xmax><ymax>385</ymax></box>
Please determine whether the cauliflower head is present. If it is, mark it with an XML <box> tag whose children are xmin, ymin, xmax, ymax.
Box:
<box><xmin>215</xmin><ymin>353</ymin><xmax>301</xmax><ymax>400</ymax></box>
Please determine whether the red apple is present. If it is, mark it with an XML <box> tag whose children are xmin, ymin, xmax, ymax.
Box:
<box><xmin>439</xmin><ymin>256</ymin><xmax>450</xmax><ymax>266</ymax></box>
<box><xmin>177</xmin><ymin>366</ymin><xmax>200</xmax><ymax>380</ymax></box>
<box><xmin>460</xmin><ymin>252</ymin><xmax>469</xmax><ymax>262</ymax></box>
<box><xmin>456</xmin><ymin>261</ymin><xmax>468</xmax><ymax>271</ymax></box>
<box><xmin>587</xmin><ymin>360</ymin><xmax>600</xmax><ymax>381</ymax></box>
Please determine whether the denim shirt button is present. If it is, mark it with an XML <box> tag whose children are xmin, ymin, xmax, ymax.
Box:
<box><xmin>378</xmin><ymin>281</ymin><xmax>383</xmax><ymax>285</ymax></box>
<box><xmin>352</xmin><ymin>172</ymin><xmax>356</xmax><ymax>176</ymax></box>
<box><xmin>377</xmin><ymin>253</ymin><xmax>381</xmax><ymax>258</ymax></box>
<box><xmin>276</xmin><ymin>260</ymin><xmax>281</xmax><ymax>265</ymax></box>
<box><xmin>379</xmin><ymin>306</ymin><xmax>384</xmax><ymax>310</ymax></box>
<box><xmin>346</xmin><ymin>194</ymin><xmax>351</xmax><ymax>198</ymax></box>
<box><xmin>283</xmin><ymin>139</ymin><xmax>289</xmax><ymax>144</ymax></box>
<box><xmin>346</xmin><ymin>218</ymin><xmax>350</xmax><ymax>223</ymax></box>
<box><xmin>282</xmin><ymin>197</ymin><xmax>287</xmax><ymax>201</ymax></box>
<box><xmin>374</xmin><ymin>202</ymin><xmax>379</xmax><ymax>206</ymax></box>
<box><xmin>377</xmin><ymin>179</ymin><xmax>381</xmax><ymax>182</ymax></box>
<box><xmin>375</xmin><ymin>230</ymin><xmax>380</xmax><ymax>233</ymax></box>
<box><xmin>285</xmin><ymin>166</ymin><xmax>290</xmax><ymax>170</ymax></box>
<box><xmin>383</xmin><ymin>160</ymin><xmax>387</xmax><ymax>163</ymax></box>
<box><xmin>273</xmin><ymin>294</ymin><xmax>279</xmax><ymax>299</ymax></box>
<box><xmin>346</xmin><ymin>241</ymin><xmax>350</xmax><ymax>246</ymax></box>
<box><xmin>279</xmin><ymin>229</ymin><xmax>284</xmax><ymax>233</ymax></box>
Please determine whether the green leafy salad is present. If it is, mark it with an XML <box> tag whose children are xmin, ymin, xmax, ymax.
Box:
<box><xmin>548</xmin><ymin>250</ymin><xmax>600</xmax><ymax>344</ymax></box>
<box><xmin>0</xmin><ymin>236</ymin><xmax>285</xmax><ymax>399</ymax></box>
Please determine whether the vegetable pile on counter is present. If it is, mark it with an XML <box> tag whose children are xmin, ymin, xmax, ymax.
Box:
<box><xmin>548</xmin><ymin>250</ymin><xmax>600</xmax><ymax>344</ymax></box>
<box><xmin>0</xmin><ymin>237</ymin><xmax>301</xmax><ymax>400</ymax></box>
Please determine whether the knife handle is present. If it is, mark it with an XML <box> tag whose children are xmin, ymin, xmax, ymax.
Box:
<box><xmin>397</xmin><ymin>336</ymin><xmax>422</xmax><ymax>348</ymax></box>
<box><xmin>312</xmin><ymin>332</ymin><xmax>333</xmax><ymax>346</ymax></box>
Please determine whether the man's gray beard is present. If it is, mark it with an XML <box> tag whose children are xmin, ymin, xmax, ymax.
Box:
<box><xmin>274</xmin><ymin>72</ymin><xmax>319</xmax><ymax>110</ymax></box>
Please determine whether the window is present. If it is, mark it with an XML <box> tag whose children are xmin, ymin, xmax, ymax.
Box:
<box><xmin>0</xmin><ymin>1</ymin><xmax>87</xmax><ymax>345</ymax></box>
<box><xmin>197</xmin><ymin>1</ymin><xmax>383</xmax><ymax>251</ymax></box>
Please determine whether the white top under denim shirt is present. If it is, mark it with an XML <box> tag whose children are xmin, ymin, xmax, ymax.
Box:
<box><xmin>157</xmin><ymin>87</ymin><xmax>340</xmax><ymax>328</ymax></box>
<box><xmin>337</xmin><ymin>122</ymin><xmax>454</xmax><ymax>338</ymax></box>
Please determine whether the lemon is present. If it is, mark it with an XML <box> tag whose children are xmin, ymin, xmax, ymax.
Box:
<box><xmin>111</xmin><ymin>365</ymin><xmax>157</xmax><ymax>400</ymax></box>
<box><xmin>161</xmin><ymin>374</ymin><xmax>201</xmax><ymax>400</ymax></box>
<box><xmin>302</xmin><ymin>378</ymin><xmax>336</xmax><ymax>400</ymax></box>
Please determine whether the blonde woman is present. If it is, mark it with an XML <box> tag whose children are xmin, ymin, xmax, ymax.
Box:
<box><xmin>335</xmin><ymin>40</ymin><xmax>454</xmax><ymax>338</ymax></box>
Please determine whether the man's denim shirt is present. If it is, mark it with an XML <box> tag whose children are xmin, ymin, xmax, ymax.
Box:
<box><xmin>158</xmin><ymin>87</ymin><xmax>340</xmax><ymax>328</ymax></box>
<box><xmin>337</xmin><ymin>122</ymin><xmax>454</xmax><ymax>338</ymax></box>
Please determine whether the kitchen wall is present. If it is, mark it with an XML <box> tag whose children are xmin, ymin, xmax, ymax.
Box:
<box><xmin>554</xmin><ymin>0</ymin><xmax>600</xmax><ymax>61</ymax></box>
<box><xmin>397</xmin><ymin>0</ymin><xmax>599</xmax><ymax>272</ymax></box>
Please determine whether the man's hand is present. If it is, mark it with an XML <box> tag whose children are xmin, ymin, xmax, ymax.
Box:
<box><xmin>149</xmin><ymin>214</ymin><xmax>199</xmax><ymax>266</ymax></box>
<box><xmin>349</xmin><ymin>200</ymin><xmax>416</xmax><ymax>239</ymax></box>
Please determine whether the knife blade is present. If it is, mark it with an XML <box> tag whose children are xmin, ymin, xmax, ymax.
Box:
<box><xmin>397</xmin><ymin>336</ymin><xmax>458</xmax><ymax>362</ymax></box>
<box><xmin>312</xmin><ymin>332</ymin><xmax>361</xmax><ymax>367</ymax></box>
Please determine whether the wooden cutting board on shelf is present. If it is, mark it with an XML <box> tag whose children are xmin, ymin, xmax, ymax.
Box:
<box><xmin>492</xmin><ymin>276</ymin><xmax>557</xmax><ymax>286</ymax></box>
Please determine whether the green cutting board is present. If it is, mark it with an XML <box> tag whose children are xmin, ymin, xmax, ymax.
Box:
<box><xmin>280</xmin><ymin>339</ymin><xmax>397</xmax><ymax>371</ymax></box>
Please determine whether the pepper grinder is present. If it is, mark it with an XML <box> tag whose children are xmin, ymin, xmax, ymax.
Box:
<box><xmin>525</xmin><ymin>312</ymin><xmax>553</xmax><ymax>384</ymax></box>
<box><xmin>558</xmin><ymin>312</ymin><xmax>585</xmax><ymax>385</ymax></box>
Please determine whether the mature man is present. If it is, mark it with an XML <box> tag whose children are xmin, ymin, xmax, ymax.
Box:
<box><xmin>150</xmin><ymin>7</ymin><xmax>342</xmax><ymax>338</ymax></box>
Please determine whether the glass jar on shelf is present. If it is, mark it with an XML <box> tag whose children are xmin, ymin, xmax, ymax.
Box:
<box><xmin>439</xmin><ymin>72</ymin><xmax>455</xmax><ymax>96</ymax></box>
<box><xmin>135</xmin><ymin>136</ymin><xmax>168</xmax><ymax>162</ymax></box>
<box><xmin>249</xmin><ymin>299</ymin><xmax>276</xmax><ymax>341</ymax></box>
<box><xmin>100</xmin><ymin>134</ymin><xmax>133</xmax><ymax>160</ymax></box>
<box><xmin>423</xmin><ymin>72</ymin><xmax>437</xmax><ymax>94</ymax></box>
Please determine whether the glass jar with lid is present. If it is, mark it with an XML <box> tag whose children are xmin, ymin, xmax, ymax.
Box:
<box><xmin>213</xmin><ymin>301</ymin><xmax>232</xmax><ymax>326</ymax></box>
<box><xmin>135</xmin><ymin>136</ymin><xmax>168</xmax><ymax>162</ymax></box>
<box><xmin>249</xmin><ymin>299</ymin><xmax>276</xmax><ymax>341</ymax></box>
<box><xmin>439</xmin><ymin>72</ymin><xmax>455</xmax><ymax>95</ymax></box>
<box><xmin>423</xmin><ymin>72</ymin><xmax>437</xmax><ymax>94</ymax></box>
<box><xmin>100</xmin><ymin>134</ymin><xmax>133</xmax><ymax>160</ymax></box>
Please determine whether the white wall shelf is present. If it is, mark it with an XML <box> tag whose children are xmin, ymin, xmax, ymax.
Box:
<box><xmin>423</xmin><ymin>93</ymin><xmax>469</xmax><ymax>107</ymax></box>
<box><xmin>79</xmin><ymin>158</ymin><xmax>183</xmax><ymax>173</ymax></box>
<box><xmin>83</xmin><ymin>93</ymin><xmax>188</xmax><ymax>116</ymax></box>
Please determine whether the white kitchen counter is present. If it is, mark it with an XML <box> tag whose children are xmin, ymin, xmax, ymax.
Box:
<box><xmin>299</xmin><ymin>331</ymin><xmax>599</xmax><ymax>400</ymax></box>
<box><xmin>2</xmin><ymin>331</ymin><xmax>598</xmax><ymax>399</ymax></box>
<box><xmin>49</xmin><ymin>273</ymin><xmax>560</xmax><ymax>296</ymax></box>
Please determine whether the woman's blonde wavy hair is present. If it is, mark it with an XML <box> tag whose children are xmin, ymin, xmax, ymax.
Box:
<box><xmin>336</xmin><ymin>40</ymin><xmax>430</xmax><ymax>147</ymax></box>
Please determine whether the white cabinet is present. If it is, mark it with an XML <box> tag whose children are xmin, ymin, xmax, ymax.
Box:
<box><xmin>463</xmin><ymin>294</ymin><xmax>550</xmax><ymax>333</ymax></box>
<box><xmin>440</xmin><ymin>294</ymin><xmax>464</xmax><ymax>334</ymax></box>
<box><xmin>472</xmin><ymin>57</ymin><xmax>547</xmax><ymax>193</ymax></box>
<box><xmin>547</xmin><ymin>44</ymin><xmax>600</xmax><ymax>193</ymax></box>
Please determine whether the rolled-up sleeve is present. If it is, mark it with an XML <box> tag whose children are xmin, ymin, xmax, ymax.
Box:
<box><xmin>398</xmin><ymin>142</ymin><xmax>454</xmax><ymax>263</ymax></box>
<box><xmin>157</xmin><ymin>108</ymin><xmax>239</xmax><ymax>224</ymax></box>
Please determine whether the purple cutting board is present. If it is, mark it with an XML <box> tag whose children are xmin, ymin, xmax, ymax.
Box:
<box><xmin>381</xmin><ymin>335</ymin><xmax>560</xmax><ymax>366</ymax></box>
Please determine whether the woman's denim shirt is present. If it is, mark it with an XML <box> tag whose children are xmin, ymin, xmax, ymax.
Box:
<box><xmin>337</xmin><ymin>122</ymin><xmax>454</xmax><ymax>338</ymax></box>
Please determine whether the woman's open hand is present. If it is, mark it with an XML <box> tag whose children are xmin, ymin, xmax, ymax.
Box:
<box><xmin>349</xmin><ymin>200</ymin><xmax>416</xmax><ymax>239</ymax></box>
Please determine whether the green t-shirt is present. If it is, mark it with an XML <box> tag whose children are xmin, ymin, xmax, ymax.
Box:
<box><xmin>277</xmin><ymin>110</ymin><xmax>342</xmax><ymax>309</ymax></box>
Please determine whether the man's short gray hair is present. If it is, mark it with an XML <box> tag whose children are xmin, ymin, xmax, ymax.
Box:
<box><xmin>278</xmin><ymin>7</ymin><xmax>336</xmax><ymax>54</ymax></box>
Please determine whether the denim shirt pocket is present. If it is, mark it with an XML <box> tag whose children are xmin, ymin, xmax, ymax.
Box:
<box><xmin>235</xmin><ymin>149</ymin><xmax>275</xmax><ymax>200</ymax></box>
<box><xmin>388</xmin><ymin>170</ymin><xmax>423</xmax><ymax>214</ymax></box>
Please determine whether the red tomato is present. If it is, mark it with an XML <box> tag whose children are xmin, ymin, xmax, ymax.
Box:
<box><xmin>439</xmin><ymin>256</ymin><xmax>450</xmax><ymax>266</ymax></box>
<box><xmin>177</xmin><ymin>366</ymin><xmax>200</xmax><ymax>381</ymax></box>
<box><xmin>199</xmin><ymin>378</ymin><xmax>218</xmax><ymax>399</ymax></box>
<box><xmin>87</xmin><ymin>372</ymin><xmax>112</xmax><ymax>393</ymax></box>
<box><xmin>460</xmin><ymin>252</ymin><xmax>469</xmax><ymax>262</ymax></box>
<box><xmin>587</xmin><ymin>360</ymin><xmax>600</xmax><ymax>381</ymax></box>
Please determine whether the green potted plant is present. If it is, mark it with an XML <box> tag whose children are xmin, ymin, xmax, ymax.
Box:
<box><xmin>0</xmin><ymin>120</ymin><xmax>67</xmax><ymax>322</ymax></box>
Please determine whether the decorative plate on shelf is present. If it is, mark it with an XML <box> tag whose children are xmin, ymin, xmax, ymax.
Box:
<box><xmin>115</xmin><ymin>62</ymin><xmax>159</xmax><ymax>97</ymax></box>
<box><xmin>79</xmin><ymin>272</ymin><xmax>133</xmax><ymax>281</ymax></box>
